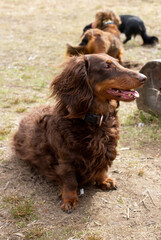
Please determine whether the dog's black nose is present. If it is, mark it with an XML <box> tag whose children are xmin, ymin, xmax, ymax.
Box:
<box><xmin>138</xmin><ymin>73</ymin><xmax>147</xmax><ymax>83</ymax></box>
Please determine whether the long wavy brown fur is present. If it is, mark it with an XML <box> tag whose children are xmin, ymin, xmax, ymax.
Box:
<box><xmin>12</xmin><ymin>53</ymin><xmax>146</xmax><ymax>213</ymax></box>
<box><xmin>66</xmin><ymin>28</ymin><xmax>122</xmax><ymax>62</ymax></box>
<box><xmin>93</xmin><ymin>10</ymin><xmax>123</xmax><ymax>62</ymax></box>
<box><xmin>94</xmin><ymin>10</ymin><xmax>121</xmax><ymax>30</ymax></box>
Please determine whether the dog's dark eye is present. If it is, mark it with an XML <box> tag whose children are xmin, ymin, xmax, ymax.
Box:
<box><xmin>105</xmin><ymin>64</ymin><xmax>110</xmax><ymax>69</ymax></box>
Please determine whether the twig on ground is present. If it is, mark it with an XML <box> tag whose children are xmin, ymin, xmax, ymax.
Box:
<box><xmin>112</xmin><ymin>170</ymin><xmax>121</xmax><ymax>174</ymax></box>
<box><xmin>127</xmin><ymin>207</ymin><xmax>130</xmax><ymax>219</ymax></box>
<box><xmin>3</xmin><ymin>181</ymin><xmax>10</xmax><ymax>190</ymax></box>
<box><xmin>142</xmin><ymin>200</ymin><xmax>150</xmax><ymax>211</ymax></box>
<box><xmin>147</xmin><ymin>190</ymin><xmax>156</xmax><ymax>206</ymax></box>
<box><xmin>140</xmin><ymin>194</ymin><xmax>150</xmax><ymax>211</ymax></box>
<box><xmin>120</xmin><ymin>147</ymin><xmax>130</xmax><ymax>151</ymax></box>
<box><xmin>141</xmin><ymin>194</ymin><xmax>148</xmax><ymax>203</ymax></box>
<box><xmin>0</xmin><ymin>164</ymin><xmax>13</xmax><ymax>170</ymax></box>
<box><xmin>101</xmin><ymin>197</ymin><xmax>108</xmax><ymax>203</ymax></box>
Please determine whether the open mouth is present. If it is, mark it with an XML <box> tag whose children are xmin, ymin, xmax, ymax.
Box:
<box><xmin>106</xmin><ymin>88</ymin><xmax>139</xmax><ymax>100</ymax></box>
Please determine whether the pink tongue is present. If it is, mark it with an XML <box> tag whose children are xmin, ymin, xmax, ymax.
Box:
<box><xmin>106</xmin><ymin>89</ymin><xmax>139</xmax><ymax>99</ymax></box>
<box><xmin>122</xmin><ymin>90</ymin><xmax>139</xmax><ymax>98</ymax></box>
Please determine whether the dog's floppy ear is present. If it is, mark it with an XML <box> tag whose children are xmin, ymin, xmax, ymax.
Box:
<box><xmin>66</xmin><ymin>44</ymin><xmax>88</xmax><ymax>57</ymax></box>
<box><xmin>107</xmin><ymin>10</ymin><xmax>121</xmax><ymax>25</ymax></box>
<box><xmin>94</xmin><ymin>11</ymin><xmax>104</xmax><ymax>28</ymax></box>
<box><xmin>50</xmin><ymin>56</ymin><xmax>93</xmax><ymax>118</ymax></box>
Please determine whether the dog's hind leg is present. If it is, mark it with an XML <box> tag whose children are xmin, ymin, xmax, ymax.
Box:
<box><xmin>123</xmin><ymin>34</ymin><xmax>131</xmax><ymax>44</ymax></box>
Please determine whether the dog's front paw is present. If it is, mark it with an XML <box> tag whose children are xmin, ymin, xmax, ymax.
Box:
<box><xmin>61</xmin><ymin>198</ymin><xmax>78</xmax><ymax>214</ymax></box>
<box><xmin>99</xmin><ymin>177</ymin><xmax>117</xmax><ymax>191</ymax></box>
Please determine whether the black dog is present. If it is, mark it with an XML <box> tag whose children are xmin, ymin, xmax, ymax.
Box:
<box><xmin>118</xmin><ymin>15</ymin><xmax>159</xmax><ymax>45</ymax></box>
<box><xmin>82</xmin><ymin>15</ymin><xmax>159</xmax><ymax>45</ymax></box>
<box><xmin>82</xmin><ymin>22</ymin><xmax>94</xmax><ymax>34</ymax></box>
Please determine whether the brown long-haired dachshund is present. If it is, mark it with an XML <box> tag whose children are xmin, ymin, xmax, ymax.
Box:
<box><xmin>94</xmin><ymin>10</ymin><xmax>121</xmax><ymax>35</ymax></box>
<box><xmin>94</xmin><ymin>10</ymin><xmax>123</xmax><ymax>62</ymax></box>
<box><xmin>12</xmin><ymin>54</ymin><xmax>146</xmax><ymax>213</ymax></box>
<box><xmin>66</xmin><ymin>28</ymin><xmax>122</xmax><ymax>62</ymax></box>
<box><xmin>67</xmin><ymin>10</ymin><xmax>123</xmax><ymax>62</ymax></box>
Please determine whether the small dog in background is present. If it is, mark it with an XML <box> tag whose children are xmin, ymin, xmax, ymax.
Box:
<box><xmin>82</xmin><ymin>10</ymin><xmax>121</xmax><ymax>35</ymax></box>
<box><xmin>66</xmin><ymin>28</ymin><xmax>123</xmax><ymax>62</ymax></box>
<box><xmin>118</xmin><ymin>15</ymin><xmax>159</xmax><ymax>45</ymax></box>
<box><xmin>82</xmin><ymin>14</ymin><xmax>159</xmax><ymax>45</ymax></box>
<box><xmin>93</xmin><ymin>10</ymin><xmax>121</xmax><ymax>37</ymax></box>
<box><xmin>88</xmin><ymin>10</ymin><xmax>123</xmax><ymax>61</ymax></box>
<box><xmin>67</xmin><ymin>10</ymin><xmax>123</xmax><ymax>63</ymax></box>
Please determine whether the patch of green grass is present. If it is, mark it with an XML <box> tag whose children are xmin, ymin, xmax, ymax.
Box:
<box><xmin>119</xmin><ymin>108</ymin><xmax>161</xmax><ymax>149</ymax></box>
<box><xmin>70</xmin><ymin>231</ymin><xmax>103</xmax><ymax>240</ymax></box>
<box><xmin>95</xmin><ymin>4</ymin><xmax>103</xmax><ymax>10</ymax></box>
<box><xmin>2</xmin><ymin>104</ymin><xmax>11</xmax><ymax>108</ymax></box>
<box><xmin>0</xmin><ymin>125</ymin><xmax>12</xmax><ymax>141</ymax></box>
<box><xmin>138</xmin><ymin>170</ymin><xmax>144</xmax><ymax>177</ymax></box>
<box><xmin>1</xmin><ymin>65</ymin><xmax>49</xmax><ymax>94</ymax></box>
<box><xmin>117</xmin><ymin>197</ymin><xmax>124</xmax><ymax>204</ymax></box>
<box><xmin>0</xmin><ymin>204</ymin><xmax>5</xmax><ymax>209</ymax></box>
<box><xmin>20</xmin><ymin>66</ymin><xmax>48</xmax><ymax>89</ymax></box>
<box><xmin>128</xmin><ymin>159</ymin><xmax>139</xmax><ymax>167</ymax></box>
<box><xmin>15</xmin><ymin>106</ymin><xmax>27</xmax><ymax>113</ymax></box>
<box><xmin>122</xmin><ymin>109</ymin><xmax>161</xmax><ymax>126</ymax></box>
<box><xmin>11</xmin><ymin>201</ymin><xmax>33</xmax><ymax>220</ymax></box>
<box><xmin>9</xmin><ymin>96</ymin><xmax>38</xmax><ymax>105</ymax></box>
<box><xmin>16</xmin><ymin>220</ymin><xmax>27</xmax><ymax>229</ymax></box>
<box><xmin>138</xmin><ymin>111</ymin><xmax>161</xmax><ymax>124</ymax></box>
<box><xmin>24</xmin><ymin>227</ymin><xmax>47</xmax><ymax>240</ymax></box>
<box><xmin>60</xmin><ymin>226</ymin><xmax>73</xmax><ymax>239</ymax></box>
<box><xmin>0</xmin><ymin>135</ymin><xmax>7</xmax><ymax>141</ymax></box>
<box><xmin>0</xmin><ymin>149</ymin><xmax>4</xmax><ymax>155</ymax></box>
<box><xmin>3</xmin><ymin>195</ymin><xmax>36</xmax><ymax>221</ymax></box>
<box><xmin>9</xmin><ymin>97</ymin><xmax>21</xmax><ymax>105</ymax></box>
<box><xmin>0</xmin><ymin>127</ymin><xmax>11</xmax><ymax>136</ymax></box>
<box><xmin>84</xmin><ymin>233</ymin><xmax>103</xmax><ymax>240</ymax></box>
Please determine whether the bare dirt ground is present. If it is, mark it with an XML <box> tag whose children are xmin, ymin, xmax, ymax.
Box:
<box><xmin>0</xmin><ymin>0</ymin><xmax>161</xmax><ymax>239</ymax></box>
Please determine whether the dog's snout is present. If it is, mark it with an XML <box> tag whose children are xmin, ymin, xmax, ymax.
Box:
<box><xmin>138</xmin><ymin>73</ymin><xmax>147</xmax><ymax>84</ymax></box>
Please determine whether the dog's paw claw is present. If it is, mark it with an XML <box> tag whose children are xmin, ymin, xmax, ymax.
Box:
<box><xmin>61</xmin><ymin>199</ymin><xmax>78</xmax><ymax>213</ymax></box>
<box><xmin>67</xmin><ymin>209</ymin><xmax>72</xmax><ymax>214</ymax></box>
<box><xmin>113</xmin><ymin>185</ymin><xmax>118</xmax><ymax>190</ymax></box>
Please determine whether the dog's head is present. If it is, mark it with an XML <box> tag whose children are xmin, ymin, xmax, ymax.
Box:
<box><xmin>94</xmin><ymin>10</ymin><xmax>121</xmax><ymax>29</ymax></box>
<box><xmin>51</xmin><ymin>54</ymin><xmax>146</xmax><ymax>118</ymax></box>
<box><xmin>66</xmin><ymin>29</ymin><xmax>109</xmax><ymax>57</ymax></box>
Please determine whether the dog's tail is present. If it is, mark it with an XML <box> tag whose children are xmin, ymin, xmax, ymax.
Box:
<box><xmin>141</xmin><ymin>30</ymin><xmax>159</xmax><ymax>45</ymax></box>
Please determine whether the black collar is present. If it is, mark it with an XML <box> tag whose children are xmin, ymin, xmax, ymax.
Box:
<box><xmin>83</xmin><ymin>102</ymin><xmax>119</xmax><ymax>126</ymax></box>
<box><xmin>83</xmin><ymin>113</ymin><xmax>110</xmax><ymax>126</ymax></box>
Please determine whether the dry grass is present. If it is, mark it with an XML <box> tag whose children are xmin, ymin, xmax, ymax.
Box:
<box><xmin>24</xmin><ymin>227</ymin><xmax>47</xmax><ymax>240</ymax></box>
<box><xmin>3</xmin><ymin>195</ymin><xmax>35</xmax><ymax>220</ymax></box>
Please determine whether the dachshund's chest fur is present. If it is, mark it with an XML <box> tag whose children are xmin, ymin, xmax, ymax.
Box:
<box><xmin>13</xmin><ymin>106</ymin><xmax>119</xmax><ymax>184</ymax></box>
<box><xmin>46</xmin><ymin>112</ymin><xmax>119</xmax><ymax>183</ymax></box>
